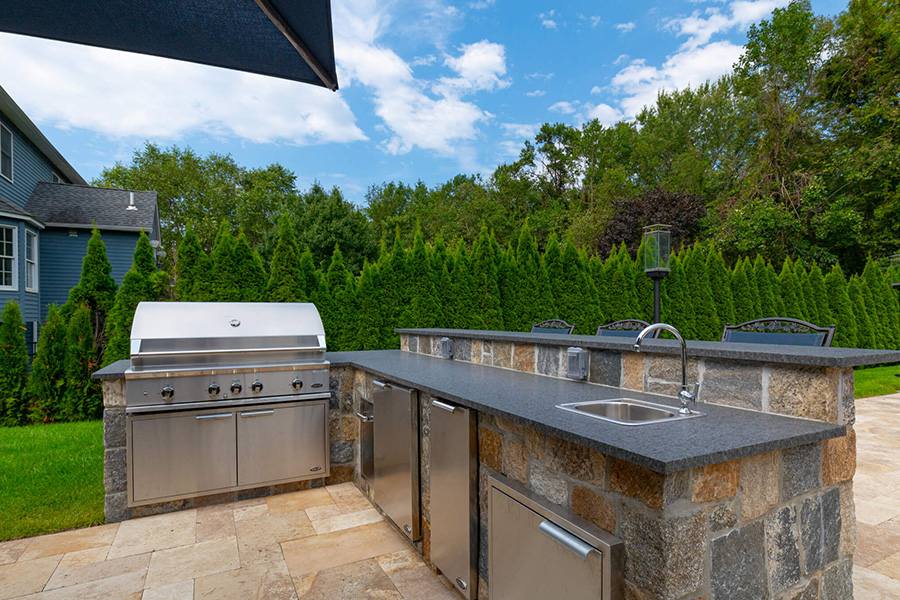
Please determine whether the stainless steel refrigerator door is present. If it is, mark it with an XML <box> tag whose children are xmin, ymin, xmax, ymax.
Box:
<box><xmin>236</xmin><ymin>400</ymin><xmax>329</xmax><ymax>486</ymax></box>
<box><xmin>373</xmin><ymin>381</ymin><xmax>420</xmax><ymax>541</ymax></box>
<box><xmin>429</xmin><ymin>399</ymin><xmax>477</xmax><ymax>599</ymax></box>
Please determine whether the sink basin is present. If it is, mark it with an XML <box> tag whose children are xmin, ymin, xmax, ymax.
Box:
<box><xmin>556</xmin><ymin>398</ymin><xmax>703</xmax><ymax>426</ymax></box>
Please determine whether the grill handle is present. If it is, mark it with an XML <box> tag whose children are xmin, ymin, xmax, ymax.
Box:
<box><xmin>196</xmin><ymin>413</ymin><xmax>232</xmax><ymax>421</ymax></box>
<box><xmin>240</xmin><ymin>410</ymin><xmax>275</xmax><ymax>418</ymax></box>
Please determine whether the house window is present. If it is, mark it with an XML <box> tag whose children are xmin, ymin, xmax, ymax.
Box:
<box><xmin>51</xmin><ymin>172</ymin><xmax>63</xmax><ymax>184</ymax></box>
<box><xmin>0</xmin><ymin>226</ymin><xmax>16</xmax><ymax>290</ymax></box>
<box><xmin>0</xmin><ymin>124</ymin><xmax>12</xmax><ymax>183</ymax></box>
<box><xmin>25</xmin><ymin>230</ymin><xmax>37</xmax><ymax>292</ymax></box>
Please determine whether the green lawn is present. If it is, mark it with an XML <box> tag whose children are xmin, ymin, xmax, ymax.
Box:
<box><xmin>855</xmin><ymin>364</ymin><xmax>900</xmax><ymax>399</ymax></box>
<box><xmin>0</xmin><ymin>421</ymin><xmax>105</xmax><ymax>541</ymax></box>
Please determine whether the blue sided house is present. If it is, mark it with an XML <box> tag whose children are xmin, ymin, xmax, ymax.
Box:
<box><xmin>0</xmin><ymin>84</ymin><xmax>159</xmax><ymax>353</ymax></box>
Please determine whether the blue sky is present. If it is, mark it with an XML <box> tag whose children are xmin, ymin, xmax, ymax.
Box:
<box><xmin>1</xmin><ymin>0</ymin><xmax>847</xmax><ymax>205</ymax></box>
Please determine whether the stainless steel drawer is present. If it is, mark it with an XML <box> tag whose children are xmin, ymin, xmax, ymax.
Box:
<box><xmin>237</xmin><ymin>400</ymin><xmax>328</xmax><ymax>486</ymax></box>
<box><xmin>489</xmin><ymin>474</ymin><xmax>623</xmax><ymax>600</ymax></box>
<box><xmin>129</xmin><ymin>409</ymin><xmax>237</xmax><ymax>504</ymax></box>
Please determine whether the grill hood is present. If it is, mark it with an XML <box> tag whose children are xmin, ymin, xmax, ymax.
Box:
<box><xmin>128</xmin><ymin>302</ymin><xmax>327</xmax><ymax>372</ymax></box>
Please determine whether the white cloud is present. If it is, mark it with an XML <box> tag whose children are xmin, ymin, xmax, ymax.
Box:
<box><xmin>410</xmin><ymin>54</ymin><xmax>437</xmax><ymax>67</ymax></box>
<box><xmin>332</xmin><ymin>1</ymin><xmax>504</xmax><ymax>162</ymax></box>
<box><xmin>468</xmin><ymin>0</ymin><xmax>495</xmax><ymax>9</ymax></box>
<box><xmin>498</xmin><ymin>122</ymin><xmax>541</xmax><ymax>157</ymax></box>
<box><xmin>614</xmin><ymin>54</ymin><xmax>631</xmax><ymax>66</ymax></box>
<box><xmin>611</xmin><ymin>41</ymin><xmax>744</xmax><ymax>115</ymax></box>
<box><xmin>549</xmin><ymin>101</ymin><xmax>578</xmax><ymax>115</ymax></box>
<box><xmin>0</xmin><ymin>34</ymin><xmax>366</xmax><ymax>146</ymax></box>
<box><xmin>578</xmin><ymin>14</ymin><xmax>602</xmax><ymax>28</ymax></box>
<box><xmin>437</xmin><ymin>40</ymin><xmax>511</xmax><ymax>95</ymax></box>
<box><xmin>590</xmin><ymin>86</ymin><xmax>602</xmax><ymax>95</ymax></box>
<box><xmin>540</xmin><ymin>11</ymin><xmax>559</xmax><ymax>29</ymax></box>
<box><xmin>616</xmin><ymin>22</ymin><xmax>636</xmax><ymax>32</ymax></box>
<box><xmin>525</xmin><ymin>72</ymin><xmax>555</xmax><ymax>81</ymax></box>
<box><xmin>663</xmin><ymin>0</ymin><xmax>789</xmax><ymax>50</ymax></box>
<box><xmin>526</xmin><ymin>90</ymin><xmax>547</xmax><ymax>97</ymax></box>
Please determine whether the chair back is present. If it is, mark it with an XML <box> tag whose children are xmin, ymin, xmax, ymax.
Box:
<box><xmin>596</xmin><ymin>319</ymin><xmax>655</xmax><ymax>339</ymax></box>
<box><xmin>721</xmin><ymin>318</ymin><xmax>836</xmax><ymax>347</ymax></box>
<box><xmin>531</xmin><ymin>319</ymin><xmax>575</xmax><ymax>335</ymax></box>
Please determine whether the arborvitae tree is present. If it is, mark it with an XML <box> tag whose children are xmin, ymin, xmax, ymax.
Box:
<box><xmin>431</xmin><ymin>237</ymin><xmax>454</xmax><ymax>324</ymax></box>
<box><xmin>63</xmin><ymin>227</ymin><xmax>117</xmax><ymax>349</ymax></box>
<box><xmin>553</xmin><ymin>234</ymin><xmax>600</xmax><ymax>333</ymax></box>
<box><xmin>497</xmin><ymin>245</ymin><xmax>520</xmax><ymax>331</ymax></box>
<box><xmin>298</xmin><ymin>248</ymin><xmax>324</xmax><ymax>303</ymax></box>
<box><xmin>0</xmin><ymin>301</ymin><xmax>29</xmax><ymax>426</ymax></box>
<box><xmin>633</xmin><ymin>238</ymin><xmax>654</xmax><ymax>323</ymax></box>
<box><xmin>104</xmin><ymin>231</ymin><xmax>158</xmax><ymax>365</ymax></box>
<box><xmin>379</xmin><ymin>232</ymin><xmax>409</xmax><ymax>340</ymax></box>
<box><xmin>321</xmin><ymin>246</ymin><xmax>356</xmax><ymax>351</ymax></box>
<box><xmin>609</xmin><ymin>261</ymin><xmax>637</xmax><ymax>323</ymax></box>
<box><xmin>777</xmin><ymin>258</ymin><xmax>804</xmax><ymax>320</ymax></box>
<box><xmin>514</xmin><ymin>222</ymin><xmax>554</xmax><ymax>330</ymax></box>
<box><xmin>795</xmin><ymin>261</ymin><xmax>819</xmax><ymax>325</ymax></box>
<box><xmin>355</xmin><ymin>262</ymin><xmax>384</xmax><ymax>350</ymax></box>
<box><xmin>766</xmin><ymin>261</ymin><xmax>786</xmax><ymax>316</ymax></box>
<box><xmin>234</xmin><ymin>231</ymin><xmax>267</xmax><ymax>302</ymax></box>
<box><xmin>743</xmin><ymin>257</ymin><xmax>762</xmax><ymax>319</ymax></box>
<box><xmin>25</xmin><ymin>305</ymin><xmax>68</xmax><ymax>423</ymax></box>
<box><xmin>880</xmin><ymin>268</ymin><xmax>900</xmax><ymax>350</ymax></box>
<box><xmin>191</xmin><ymin>252</ymin><xmax>214</xmax><ymax>302</ymax></box>
<box><xmin>661</xmin><ymin>252</ymin><xmax>691</xmax><ymax>336</ymax></box>
<box><xmin>175</xmin><ymin>225</ymin><xmax>204</xmax><ymax>301</ymax></box>
<box><xmin>848</xmin><ymin>276</ymin><xmax>876</xmax><ymax>349</ymax></box>
<box><xmin>808</xmin><ymin>265</ymin><xmax>834</xmax><ymax>326</ymax></box>
<box><xmin>210</xmin><ymin>221</ymin><xmax>240</xmax><ymax>302</ymax></box>
<box><xmin>267</xmin><ymin>215</ymin><xmax>305</xmax><ymax>303</ymax></box>
<box><xmin>753</xmin><ymin>255</ymin><xmax>777</xmax><ymax>317</ymax></box>
<box><xmin>731</xmin><ymin>260</ymin><xmax>755</xmax><ymax>325</ymax></box>
<box><xmin>449</xmin><ymin>241</ymin><xmax>480</xmax><ymax>330</ymax></box>
<box><xmin>862</xmin><ymin>259</ymin><xmax>893</xmax><ymax>349</ymax></box>
<box><xmin>407</xmin><ymin>228</ymin><xmax>443</xmax><ymax>328</ymax></box>
<box><xmin>683</xmin><ymin>242</ymin><xmax>719</xmax><ymax>340</ymax></box>
<box><xmin>589</xmin><ymin>254</ymin><xmax>610</xmax><ymax>323</ymax></box>
<box><xmin>707</xmin><ymin>247</ymin><xmax>736</xmax><ymax>332</ymax></box>
<box><xmin>64</xmin><ymin>304</ymin><xmax>102</xmax><ymax>421</ymax></box>
<box><xmin>596</xmin><ymin>248</ymin><xmax>620</xmax><ymax>324</ymax></box>
<box><xmin>470</xmin><ymin>226</ymin><xmax>504</xmax><ymax>330</ymax></box>
<box><xmin>857</xmin><ymin>271</ymin><xmax>883</xmax><ymax>349</ymax></box>
<box><xmin>825</xmin><ymin>264</ymin><xmax>858</xmax><ymax>348</ymax></box>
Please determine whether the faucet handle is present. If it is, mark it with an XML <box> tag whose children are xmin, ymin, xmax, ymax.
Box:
<box><xmin>692</xmin><ymin>381</ymin><xmax>701</xmax><ymax>403</ymax></box>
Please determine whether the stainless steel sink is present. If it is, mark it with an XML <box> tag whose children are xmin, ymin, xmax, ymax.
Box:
<box><xmin>556</xmin><ymin>398</ymin><xmax>704</xmax><ymax>426</ymax></box>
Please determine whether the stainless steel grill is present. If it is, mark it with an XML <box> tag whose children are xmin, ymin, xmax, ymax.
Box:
<box><xmin>124</xmin><ymin>302</ymin><xmax>331</xmax><ymax>507</ymax></box>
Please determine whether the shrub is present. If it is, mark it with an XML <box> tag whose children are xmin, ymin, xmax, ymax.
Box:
<box><xmin>25</xmin><ymin>305</ymin><xmax>68</xmax><ymax>423</ymax></box>
<box><xmin>266</xmin><ymin>215</ymin><xmax>304</xmax><ymax>303</ymax></box>
<box><xmin>825</xmin><ymin>264</ymin><xmax>858</xmax><ymax>348</ymax></box>
<box><xmin>62</xmin><ymin>228</ymin><xmax>117</xmax><ymax>350</ymax></box>
<box><xmin>64</xmin><ymin>304</ymin><xmax>102</xmax><ymax>421</ymax></box>
<box><xmin>104</xmin><ymin>231</ymin><xmax>158</xmax><ymax>365</ymax></box>
<box><xmin>0</xmin><ymin>301</ymin><xmax>29</xmax><ymax>426</ymax></box>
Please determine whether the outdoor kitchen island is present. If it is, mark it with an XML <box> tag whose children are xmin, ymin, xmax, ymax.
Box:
<box><xmin>95</xmin><ymin>328</ymin><xmax>900</xmax><ymax>600</ymax></box>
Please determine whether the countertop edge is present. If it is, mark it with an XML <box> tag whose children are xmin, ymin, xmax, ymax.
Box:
<box><xmin>395</xmin><ymin>328</ymin><xmax>900</xmax><ymax>368</ymax></box>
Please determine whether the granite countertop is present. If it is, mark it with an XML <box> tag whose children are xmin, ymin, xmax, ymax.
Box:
<box><xmin>328</xmin><ymin>350</ymin><xmax>844</xmax><ymax>474</ymax></box>
<box><xmin>397</xmin><ymin>328</ymin><xmax>900</xmax><ymax>368</ymax></box>
<box><xmin>92</xmin><ymin>351</ymin><xmax>845</xmax><ymax>474</ymax></box>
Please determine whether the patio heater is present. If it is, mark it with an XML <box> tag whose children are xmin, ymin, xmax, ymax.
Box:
<box><xmin>890</xmin><ymin>254</ymin><xmax>900</xmax><ymax>290</ymax></box>
<box><xmin>643</xmin><ymin>224</ymin><xmax>671</xmax><ymax>323</ymax></box>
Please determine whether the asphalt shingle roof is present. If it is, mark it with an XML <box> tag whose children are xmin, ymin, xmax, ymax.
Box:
<box><xmin>25</xmin><ymin>182</ymin><xmax>158</xmax><ymax>231</ymax></box>
<box><xmin>0</xmin><ymin>195</ymin><xmax>33</xmax><ymax>217</ymax></box>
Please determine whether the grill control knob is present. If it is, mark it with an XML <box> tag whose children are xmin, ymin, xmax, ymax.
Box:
<box><xmin>208</xmin><ymin>383</ymin><xmax>220</xmax><ymax>397</ymax></box>
<box><xmin>251</xmin><ymin>380</ymin><xmax>264</xmax><ymax>393</ymax></box>
<box><xmin>230</xmin><ymin>381</ymin><xmax>242</xmax><ymax>394</ymax></box>
<box><xmin>161</xmin><ymin>385</ymin><xmax>175</xmax><ymax>400</ymax></box>
<box><xmin>291</xmin><ymin>378</ymin><xmax>303</xmax><ymax>391</ymax></box>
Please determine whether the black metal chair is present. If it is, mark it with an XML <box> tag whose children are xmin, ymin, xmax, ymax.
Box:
<box><xmin>531</xmin><ymin>319</ymin><xmax>575</xmax><ymax>335</ymax></box>
<box><xmin>721</xmin><ymin>318</ymin><xmax>836</xmax><ymax>347</ymax></box>
<box><xmin>596</xmin><ymin>319</ymin><xmax>658</xmax><ymax>339</ymax></box>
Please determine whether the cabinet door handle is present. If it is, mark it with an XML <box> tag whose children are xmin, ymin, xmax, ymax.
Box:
<box><xmin>538</xmin><ymin>520</ymin><xmax>600</xmax><ymax>561</ymax></box>
<box><xmin>240</xmin><ymin>410</ymin><xmax>275</xmax><ymax>417</ymax></box>
<box><xmin>196</xmin><ymin>413</ymin><xmax>232</xmax><ymax>420</ymax></box>
<box><xmin>373</xmin><ymin>380</ymin><xmax>391</xmax><ymax>389</ymax></box>
<box><xmin>432</xmin><ymin>400</ymin><xmax>457</xmax><ymax>413</ymax></box>
<box><xmin>356</xmin><ymin>412</ymin><xmax>374</xmax><ymax>422</ymax></box>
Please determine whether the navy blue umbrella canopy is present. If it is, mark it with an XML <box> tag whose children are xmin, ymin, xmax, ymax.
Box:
<box><xmin>0</xmin><ymin>0</ymin><xmax>338</xmax><ymax>90</ymax></box>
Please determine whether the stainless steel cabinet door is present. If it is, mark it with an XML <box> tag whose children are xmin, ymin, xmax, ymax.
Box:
<box><xmin>237</xmin><ymin>401</ymin><xmax>328</xmax><ymax>486</ymax></box>
<box><xmin>490</xmin><ymin>486</ymin><xmax>604</xmax><ymax>600</ymax></box>
<box><xmin>130</xmin><ymin>410</ymin><xmax>237</xmax><ymax>503</ymax></box>
<box><xmin>373</xmin><ymin>381</ymin><xmax>420</xmax><ymax>541</ymax></box>
<box><xmin>430</xmin><ymin>399</ymin><xmax>477</xmax><ymax>599</ymax></box>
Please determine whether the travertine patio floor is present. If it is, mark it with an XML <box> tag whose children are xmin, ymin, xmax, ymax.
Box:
<box><xmin>0</xmin><ymin>482</ymin><xmax>458</xmax><ymax>600</ymax></box>
<box><xmin>853</xmin><ymin>393</ymin><xmax>900</xmax><ymax>599</ymax></box>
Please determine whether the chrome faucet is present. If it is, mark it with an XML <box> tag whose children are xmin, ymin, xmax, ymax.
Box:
<box><xmin>633</xmin><ymin>323</ymin><xmax>700</xmax><ymax>415</ymax></box>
